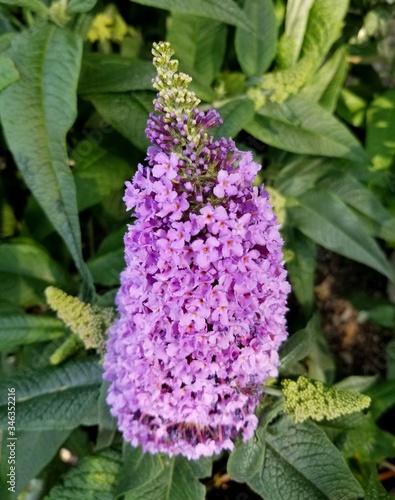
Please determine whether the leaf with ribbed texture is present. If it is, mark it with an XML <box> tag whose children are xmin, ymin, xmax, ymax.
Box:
<box><xmin>366</xmin><ymin>88</ymin><xmax>395</xmax><ymax>170</ymax></box>
<box><xmin>247</xmin><ymin>417</ymin><xmax>364</xmax><ymax>500</ymax></box>
<box><xmin>46</xmin><ymin>449</ymin><xmax>122</xmax><ymax>500</ymax></box>
<box><xmin>0</xmin><ymin>357</ymin><xmax>102</xmax><ymax>430</ymax></box>
<box><xmin>79</xmin><ymin>54</ymin><xmax>154</xmax><ymax>93</ymax></box>
<box><xmin>0</xmin><ymin>242</ymin><xmax>69</xmax><ymax>287</ymax></box>
<box><xmin>213</xmin><ymin>98</ymin><xmax>255</xmax><ymax>140</ymax></box>
<box><xmin>67</xmin><ymin>0</ymin><xmax>97</xmax><ymax>13</ymax></box>
<box><xmin>283</xmin><ymin>227</ymin><xmax>316</xmax><ymax>314</ymax></box>
<box><xmin>317</xmin><ymin>171</ymin><xmax>395</xmax><ymax>241</ymax></box>
<box><xmin>0</xmin><ymin>56</ymin><xmax>19</xmax><ymax>91</ymax></box>
<box><xmin>0</xmin><ymin>314</ymin><xmax>66</xmax><ymax>351</ymax></box>
<box><xmin>3</xmin><ymin>430</ymin><xmax>70</xmax><ymax>494</ymax></box>
<box><xmin>115</xmin><ymin>444</ymin><xmax>164</xmax><ymax>497</ymax></box>
<box><xmin>0</xmin><ymin>25</ymin><xmax>94</xmax><ymax>301</ymax></box>
<box><xmin>302</xmin><ymin>46</ymin><xmax>348</xmax><ymax>111</ymax></box>
<box><xmin>85</xmin><ymin>91</ymin><xmax>153</xmax><ymax>151</ymax></box>
<box><xmin>235</xmin><ymin>0</ymin><xmax>277</xmax><ymax>76</ymax></box>
<box><xmin>123</xmin><ymin>455</ymin><xmax>212</xmax><ymax>500</ymax></box>
<box><xmin>167</xmin><ymin>12</ymin><xmax>227</xmax><ymax>92</ymax></box>
<box><xmin>288</xmin><ymin>189</ymin><xmax>395</xmax><ymax>282</ymax></box>
<box><xmin>131</xmin><ymin>0</ymin><xmax>256</xmax><ymax>34</ymax></box>
<box><xmin>277</xmin><ymin>0</ymin><xmax>314</xmax><ymax>67</ymax></box>
<box><xmin>73</xmin><ymin>144</ymin><xmax>131</xmax><ymax>211</ymax></box>
<box><xmin>245</xmin><ymin>95</ymin><xmax>368</xmax><ymax>163</ymax></box>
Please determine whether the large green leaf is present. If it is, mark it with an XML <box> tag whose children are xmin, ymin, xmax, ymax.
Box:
<box><xmin>131</xmin><ymin>0</ymin><xmax>256</xmax><ymax>34</ymax></box>
<box><xmin>0</xmin><ymin>357</ymin><xmax>102</xmax><ymax>430</ymax></box>
<box><xmin>87</xmin><ymin>226</ymin><xmax>125</xmax><ymax>286</ymax></box>
<box><xmin>245</xmin><ymin>95</ymin><xmax>368</xmax><ymax>163</ymax></box>
<box><xmin>247</xmin><ymin>417</ymin><xmax>364</xmax><ymax>499</ymax></box>
<box><xmin>167</xmin><ymin>13</ymin><xmax>226</xmax><ymax>89</ymax></box>
<box><xmin>123</xmin><ymin>455</ymin><xmax>212</xmax><ymax>500</ymax></box>
<box><xmin>283</xmin><ymin>227</ymin><xmax>316</xmax><ymax>314</ymax></box>
<box><xmin>213</xmin><ymin>97</ymin><xmax>255</xmax><ymax>140</ymax></box>
<box><xmin>0</xmin><ymin>241</ymin><xmax>71</xmax><ymax>306</ymax></box>
<box><xmin>79</xmin><ymin>54</ymin><xmax>155</xmax><ymax>94</ymax></box>
<box><xmin>0</xmin><ymin>314</ymin><xmax>66</xmax><ymax>351</ymax></box>
<box><xmin>47</xmin><ymin>449</ymin><xmax>122</xmax><ymax>500</ymax></box>
<box><xmin>279</xmin><ymin>315</ymin><xmax>317</xmax><ymax>371</ymax></box>
<box><xmin>73</xmin><ymin>144</ymin><xmax>131</xmax><ymax>212</ymax></box>
<box><xmin>85</xmin><ymin>91</ymin><xmax>153</xmax><ymax>151</ymax></box>
<box><xmin>0</xmin><ymin>429</ymin><xmax>70</xmax><ymax>495</ymax></box>
<box><xmin>317</xmin><ymin>171</ymin><xmax>395</xmax><ymax>241</ymax></box>
<box><xmin>366</xmin><ymin>88</ymin><xmax>395</xmax><ymax>170</ymax></box>
<box><xmin>235</xmin><ymin>0</ymin><xmax>277</xmax><ymax>76</ymax></box>
<box><xmin>302</xmin><ymin>46</ymin><xmax>348</xmax><ymax>111</ymax></box>
<box><xmin>0</xmin><ymin>25</ymin><xmax>94</xmax><ymax>300</ymax></box>
<box><xmin>0</xmin><ymin>242</ymin><xmax>69</xmax><ymax>287</ymax></box>
<box><xmin>277</xmin><ymin>0</ymin><xmax>314</xmax><ymax>67</ymax></box>
<box><xmin>0</xmin><ymin>56</ymin><xmax>19</xmax><ymax>91</ymax></box>
<box><xmin>287</xmin><ymin>189</ymin><xmax>395</xmax><ymax>282</ymax></box>
<box><xmin>67</xmin><ymin>0</ymin><xmax>97</xmax><ymax>14</ymax></box>
<box><xmin>115</xmin><ymin>445</ymin><xmax>164</xmax><ymax>497</ymax></box>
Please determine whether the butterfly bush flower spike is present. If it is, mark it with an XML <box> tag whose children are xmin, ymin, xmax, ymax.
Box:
<box><xmin>103</xmin><ymin>42</ymin><xmax>290</xmax><ymax>460</ymax></box>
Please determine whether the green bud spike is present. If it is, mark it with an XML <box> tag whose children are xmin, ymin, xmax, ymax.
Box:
<box><xmin>45</xmin><ymin>286</ymin><xmax>115</xmax><ymax>355</ymax></box>
<box><xmin>282</xmin><ymin>376</ymin><xmax>371</xmax><ymax>423</ymax></box>
<box><xmin>50</xmin><ymin>334</ymin><xmax>84</xmax><ymax>365</ymax></box>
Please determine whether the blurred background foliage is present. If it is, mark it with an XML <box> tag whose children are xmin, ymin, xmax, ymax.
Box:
<box><xmin>1</xmin><ymin>0</ymin><xmax>395</xmax><ymax>498</ymax></box>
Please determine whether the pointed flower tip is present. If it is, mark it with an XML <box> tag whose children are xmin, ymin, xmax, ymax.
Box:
<box><xmin>104</xmin><ymin>41</ymin><xmax>290</xmax><ymax>460</ymax></box>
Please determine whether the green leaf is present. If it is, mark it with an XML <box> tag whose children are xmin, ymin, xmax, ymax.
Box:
<box><xmin>6</xmin><ymin>430</ymin><xmax>70</xmax><ymax>494</ymax></box>
<box><xmin>317</xmin><ymin>171</ymin><xmax>395</xmax><ymax>241</ymax></box>
<box><xmin>167</xmin><ymin>13</ymin><xmax>227</xmax><ymax>89</ymax></box>
<box><xmin>131</xmin><ymin>0</ymin><xmax>257</xmax><ymax>34</ymax></box>
<box><xmin>79</xmin><ymin>54</ymin><xmax>155</xmax><ymax>94</ymax></box>
<box><xmin>0</xmin><ymin>242</ymin><xmax>69</xmax><ymax>288</ymax></box>
<box><xmin>366</xmin><ymin>88</ymin><xmax>395</xmax><ymax>170</ymax></box>
<box><xmin>227</xmin><ymin>399</ymin><xmax>283</xmax><ymax>483</ymax></box>
<box><xmin>87</xmin><ymin>227</ymin><xmax>125</xmax><ymax>286</ymax></box>
<box><xmin>0</xmin><ymin>0</ymin><xmax>49</xmax><ymax>15</ymax></box>
<box><xmin>301</xmin><ymin>0</ymin><xmax>349</xmax><ymax>63</ymax></box>
<box><xmin>123</xmin><ymin>455</ymin><xmax>212</xmax><ymax>500</ymax></box>
<box><xmin>47</xmin><ymin>449</ymin><xmax>122</xmax><ymax>500</ymax></box>
<box><xmin>279</xmin><ymin>315</ymin><xmax>317</xmax><ymax>371</ymax></box>
<box><xmin>245</xmin><ymin>95</ymin><xmax>368</xmax><ymax>163</ymax></box>
<box><xmin>288</xmin><ymin>189</ymin><xmax>395</xmax><ymax>282</ymax></box>
<box><xmin>336</xmin><ymin>88</ymin><xmax>368</xmax><ymax>128</ymax></box>
<box><xmin>0</xmin><ymin>314</ymin><xmax>66</xmax><ymax>351</ymax></box>
<box><xmin>302</xmin><ymin>46</ymin><xmax>348</xmax><ymax>111</ymax></box>
<box><xmin>96</xmin><ymin>381</ymin><xmax>117</xmax><ymax>451</ymax></box>
<box><xmin>0</xmin><ymin>357</ymin><xmax>102</xmax><ymax>430</ymax></box>
<box><xmin>247</xmin><ymin>417</ymin><xmax>364</xmax><ymax>500</ymax></box>
<box><xmin>283</xmin><ymin>227</ymin><xmax>316</xmax><ymax>314</ymax></box>
<box><xmin>364</xmin><ymin>381</ymin><xmax>395</xmax><ymax>421</ymax></box>
<box><xmin>364</xmin><ymin>465</ymin><xmax>391</xmax><ymax>500</ymax></box>
<box><xmin>277</xmin><ymin>0</ymin><xmax>314</xmax><ymax>67</ymax></box>
<box><xmin>85</xmin><ymin>91</ymin><xmax>153</xmax><ymax>151</ymax></box>
<box><xmin>67</xmin><ymin>0</ymin><xmax>97</xmax><ymax>14</ymax></box>
<box><xmin>235</xmin><ymin>0</ymin><xmax>277</xmax><ymax>76</ymax></box>
<box><xmin>115</xmin><ymin>444</ymin><xmax>164</xmax><ymax>497</ymax></box>
<box><xmin>213</xmin><ymin>97</ymin><xmax>255</xmax><ymax>140</ymax></box>
<box><xmin>73</xmin><ymin>144</ymin><xmax>131</xmax><ymax>211</ymax></box>
<box><xmin>340</xmin><ymin>413</ymin><xmax>395</xmax><ymax>463</ymax></box>
<box><xmin>0</xmin><ymin>25</ymin><xmax>94</xmax><ymax>300</ymax></box>
<box><xmin>0</xmin><ymin>56</ymin><xmax>18</xmax><ymax>91</ymax></box>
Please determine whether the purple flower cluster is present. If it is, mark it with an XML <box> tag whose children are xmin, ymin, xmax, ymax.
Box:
<box><xmin>103</xmin><ymin>43</ymin><xmax>290</xmax><ymax>460</ymax></box>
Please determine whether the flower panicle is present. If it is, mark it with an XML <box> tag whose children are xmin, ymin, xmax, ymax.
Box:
<box><xmin>103</xmin><ymin>42</ymin><xmax>290</xmax><ymax>460</ymax></box>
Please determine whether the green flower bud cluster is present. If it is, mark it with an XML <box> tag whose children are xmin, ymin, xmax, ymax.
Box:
<box><xmin>152</xmin><ymin>41</ymin><xmax>200</xmax><ymax>118</ymax></box>
<box><xmin>282</xmin><ymin>376</ymin><xmax>371</xmax><ymax>423</ymax></box>
<box><xmin>45</xmin><ymin>286</ymin><xmax>114</xmax><ymax>357</ymax></box>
